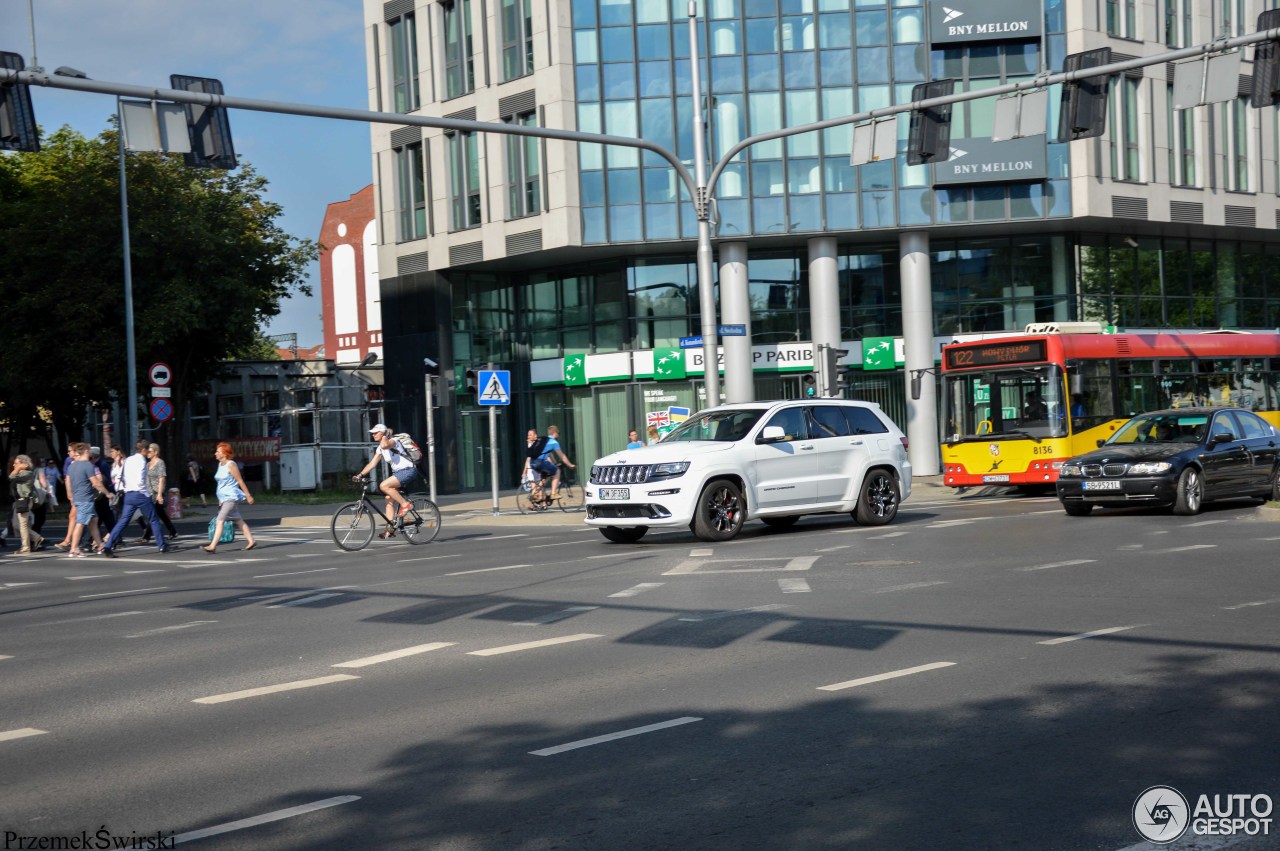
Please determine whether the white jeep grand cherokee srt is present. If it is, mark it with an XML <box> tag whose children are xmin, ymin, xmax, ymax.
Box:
<box><xmin>585</xmin><ymin>399</ymin><xmax>912</xmax><ymax>543</ymax></box>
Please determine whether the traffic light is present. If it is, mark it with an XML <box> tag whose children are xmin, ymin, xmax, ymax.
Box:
<box><xmin>0</xmin><ymin>52</ymin><xmax>39</xmax><ymax>153</ymax></box>
<box><xmin>169</xmin><ymin>75</ymin><xmax>236</xmax><ymax>169</ymax></box>
<box><xmin>802</xmin><ymin>374</ymin><xmax>817</xmax><ymax>398</ymax></box>
<box><xmin>1251</xmin><ymin>10</ymin><xmax>1280</xmax><ymax>107</ymax></box>
<box><xmin>1055</xmin><ymin>48</ymin><xmax>1112</xmax><ymax>142</ymax></box>
<box><xmin>463</xmin><ymin>368</ymin><xmax>478</xmax><ymax>394</ymax></box>
<box><xmin>906</xmin><ymin>79</ymin><xmax>955</xmax><ymax>166</ymax></box>
<box><xmin>823</xmin><ymin>347</ymin><xmax>850</xmax><ymax>396</ymax></box>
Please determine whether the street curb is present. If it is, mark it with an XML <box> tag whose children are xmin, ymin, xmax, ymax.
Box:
<box><xmin>1254</xmin><ymin>504</ymin><xmax>1280</xmax><ymax>521</ymax></box>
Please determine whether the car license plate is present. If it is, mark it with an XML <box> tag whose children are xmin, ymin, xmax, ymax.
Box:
<box><xmin>599</xmin><ymin>488</ymin><xmax>630</xmax><ymax>500</ymax></box>
<box><xmin>982</xmin><ymin>474</ymin><xmax>1010</xmax><ymax>483</ymax></box>
<box><xmin>1083</xmin><ymin>480</ymin><xmax>1122</xmax><ymax>491</ymax></box>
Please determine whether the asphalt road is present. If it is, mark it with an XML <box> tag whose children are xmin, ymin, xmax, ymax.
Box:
<box><xmin>2</xmin><ymin>490</ymin><xmax>1278</xmax><ymax>851</ymax></box>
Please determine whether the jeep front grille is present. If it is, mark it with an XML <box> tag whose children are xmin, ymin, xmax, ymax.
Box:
<box><xmin>591</xmin><ymin>464</ymin><xmax>652</xmax><ymax>485</ymax></box>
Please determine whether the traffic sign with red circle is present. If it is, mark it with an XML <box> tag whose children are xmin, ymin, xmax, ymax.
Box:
<box><xmin>149</xmin><ymin>362</ymin><xmax>173</xmax><ymax>386</ymax></box>
<box><xmin>150</xmin><ymin>398</ymin><xmax>173</xmax><ymax>422</ymax></box>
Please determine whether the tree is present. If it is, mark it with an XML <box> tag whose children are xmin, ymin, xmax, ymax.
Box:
<box><xmin>0</xmin><ymin>124</ymin><xmax>316</xmax><ymax>459</ymax></box>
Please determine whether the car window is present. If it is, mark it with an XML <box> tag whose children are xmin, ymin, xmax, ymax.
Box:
<box><xmin>1232</xmin><ymin>410</ymin><xmax>1269</xmax><ymax>440</ymax></box>
<box><xmin>1209</xmin><ymin>413</ymin><xmax>1237</xmax><ymax>441</ymax></box>
<box><xmin>809</xmin><ymin>405</ymin><xmax>850</xmax><ymax>438</ymax></box>
<box><xmin>843</xmin><ymin>406</ymin><xmax>890</xmax><ymax>435</ymax></box>
<box><xmin>762</xmin><ymin>407</ymin><xmax>809</xmax><ymax>442</ymax></box>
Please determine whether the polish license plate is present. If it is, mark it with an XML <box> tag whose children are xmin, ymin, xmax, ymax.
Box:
<box><xmin>599</xmin><ymin>488</ymin><xmax>630</xmax><ymax>500</ymax></box>
<box><xmin>982</xmin><ymin>474</ymin><xmax>1010</xmax><ymax>483</ymax></box>
<box><xmin>1083</xmin><ymin>480</ymin><xmax>1122</xmax><ymax>491</ymax></box>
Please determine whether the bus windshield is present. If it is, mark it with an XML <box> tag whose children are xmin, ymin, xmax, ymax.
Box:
<box><xmin>944</xmin><ymin>365</ymin><xmax>1068</xmax><ymax>442</ymax></box>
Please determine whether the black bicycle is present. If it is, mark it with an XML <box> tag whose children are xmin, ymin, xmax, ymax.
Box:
<box><xmin>513</xmin><ymin>463</ymin><xmax>583</xmax><ymax>513</ymax></box>
<box><xmin>332</xmin><ymin>477</ymin><xmax>441</xmax><ymax>551</ymax></box>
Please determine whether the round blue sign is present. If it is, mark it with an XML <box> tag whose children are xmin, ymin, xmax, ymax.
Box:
<box><xmin>150</xmin><ymin>398</ymin><xmax>173</xmax><ymax>422</ymax></box>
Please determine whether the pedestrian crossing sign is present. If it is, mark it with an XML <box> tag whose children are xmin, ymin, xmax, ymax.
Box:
<box><xmin>477</xmin><ymin>369</ymin><xmax>511</xmax><ymax>405</ymax></box>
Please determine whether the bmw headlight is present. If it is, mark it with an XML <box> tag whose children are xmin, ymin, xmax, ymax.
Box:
<box><xmin>649</xmin><ymin>461</ymin><xmax>690</xmax><ymax>480</ymax></box>
<box><xmin>1059</xmin><ymin>464</ymin><xmax>1082</xmax><ymax>477</ymax></box>
<box><xmin>1128</xmin><ymin>461</ymin><xmax>1172</xmax><ymax>475</ymax></box>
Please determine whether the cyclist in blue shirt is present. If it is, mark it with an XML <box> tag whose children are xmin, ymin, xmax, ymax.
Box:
<box><xmin>535</xmin><ymin>425</ymin><xmax>575</xmax><ymax>501</ymax></box>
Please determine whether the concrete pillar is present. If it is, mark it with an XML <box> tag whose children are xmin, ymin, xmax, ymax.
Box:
<box><xmin>1050</xmin><ymin>236</ymin><xmax>1070</xmax><ymax>322</ymax></box>
<box><xmin>900</xmin><ymin>231</ymin><xmax>940</xmax><ymax>476</ymax></box>
<box><xmin>720</xmin><ymin>241</ymin><xmax>754</xmax><ymax>403</ymax></box>
<box><xmin>807</xmin><ymin>236</ymin><xmax>841</xmax><ymax>396</ymax></box>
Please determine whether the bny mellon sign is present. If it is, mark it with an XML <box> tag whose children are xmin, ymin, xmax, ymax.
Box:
<box><xmin>928</xmin><ymin>0</ymin><xmax>1042</xmax><ymax>45</ymax></box>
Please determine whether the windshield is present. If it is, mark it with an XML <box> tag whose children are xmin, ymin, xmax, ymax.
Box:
<box><xmin>944</xmin><ymin>365</ymin><xmax>1068</xmax><ymax>441</ymax></box>
<box><xmin>661</xmin><ymin>408</ymin><xmax>766</xmax><ymax>442</ymax></box>
<box><xmin>1108</xmin><ymin>413</ymin><xmax>1208</xmax><ymax>445</ymax></box>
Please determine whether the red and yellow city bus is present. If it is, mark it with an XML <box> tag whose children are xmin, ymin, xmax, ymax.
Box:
<box><xmin>939</xmin><ymin>324</ymin><xmax>1280</xmax><ymax>491</ymax></box>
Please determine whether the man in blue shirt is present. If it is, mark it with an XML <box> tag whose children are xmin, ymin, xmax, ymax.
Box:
<box><xmin>537</xmin><ymin>425</ymin><xmax>575</xmax><ymax>501</ymax></box>
<box><xmin>65</xmin><ymin>443</ymin><xmax>111</xmax><ymax>557</ymax></box>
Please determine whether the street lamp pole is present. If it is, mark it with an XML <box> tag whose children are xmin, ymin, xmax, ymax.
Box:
<box><xmin>117</xmin><ymin>97</ymin><xmax>140</xmax><ymax>449</ymax></box>
<box><xmin>688</xmin><ymin>0</ymin><xmax>720</xmax><ymax>408</ymax></box>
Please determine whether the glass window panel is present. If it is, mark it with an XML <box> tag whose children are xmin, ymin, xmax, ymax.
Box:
<box><xmin>609</xmin><ymin>205</ymin><xmax>643</xmax><ymax>241</ymax></box>
<box><xmin>711</xmin><ymin>56</ymin><xmax>745</xmax><ymax>92</ymax></box>
<box><xmin>603</xmin><ymin>63</ymin><xmax>636</xmax><ymax>99</ymax></box>
<box><xmin>637</xmin><ymin>24</ymin><xmax>671</xmax><ymax>59</ymax></box>
<box><xmin>891</xmin><ymin>9</ymin><xmax>923</xmax><ymax>41</ymax></box>
<box><xmin>822</xmin><ymin>87</ymin><xmax>854</xmax><ymax>154</ymax></box>
<box><xmin>641</xmin><ymin>98</ymin><xmax>675</xmax><ymax>154</ymax></box>
<box><xmin>572</xmin><ymin>0</ymin><xmax>596</xmax><ymax>27</ymax></box>
<box><xmin>717</xmin><ymin>198</ymin><xmax>751</xmax><ymax>235</ymax></box>
<box><xmin>637</xmin><ymin>0</ymin><xmax>670</xmax><ymax>22</ymax></box>
<box><xmin>857</xmin><ymin>85</ymin><xmax>890</xmax><ymax>112</ymax></box>
<box><xmin>644</xmin><ymin>166</ymin><xmax>680</xmax><ymax>202</ymax></box>
<box><xmin>860</xmin><ymin>159</ymin><xmax>893</xmax><ymax>190</ymax></box>
<box><xmin>784</xmin><ymin>52</ymin><xmax>817</xmax><ymax>87</ymax></box>
<box><xmin>749</xmin><ymin>91</ymin><xmax>783</xmax><ymax>159</ymax></box>
<box><xmin>574</xmin><ymin>29</ymin><xmax>598</xmax><ymax>63</ymax></box>
<box><xmin>639</xmin><ymin>61</ymin><xmax>672</xmax><ymax>96</ymax></box>
<box><xmin>747</xmin><ymin>53</ymin><xmax>781</xmax><ymax>89</ymax></box>
<box><xmin>711</xmin><ymin>0</ymin><xmax>740</xmax><ymax>18</ymax></box>
<box><xmin>711</xmin><ymin>21</ymin><xmax>741</xmax><ymax>54</ymax></box>
<box><xmin>576</xmin><ymin>65</ymin><xmax>600</xmax><ymax>100</ymax></box>
<box><xmin>782</xmin><ymin>0</ymin><xmax>814</xmax><ymax>13</ymax></box>
<box><xmin>862</xmin><ymin>191</ymin><xmax>894</xmax><ymax>228</ymax></box>
<box><xmin>780</xmin><ymin>15</ymin><xmax>816</xmax><ymax>50</ymax></box>
<box><xmin>855</xmin><ymin>9</ymin><xmax>888</xmax><ymax>46</ymax></box>
<box><xmin>818</xmin><ymin>0</ymin><xmax>847</xmax><ymax>8</ymax></box>
<box><xmin>972</xmin><ymin>186</ymin><xmax>1005</xmax><ymax>220</ymax></box>
<box><xmin>893</xmin><ymin>44</ymin><xmax>926</xmax><ymax>80</ymax></box>
<box><xmin>789</xmin><ymin>158</ymin><xmax>821</xmax><ymax>192</ymax></box>
<box><xmin>713</xmin><ymin>94</ymin><xmax>746</xmax><ymax>162</ymax></box>
<box><xmin>754</xmin><ymin>197</ymin><xmax>787</xmax><ymax>233</ymax></box>
<box><xmin>1047</xmin><ymin>180</ymin><xmax>1070</xmax><ymax>217</ymax></box>
<box><xmin>898</xmin><ymin>188</ymin><xmax>931</xmax><ymax>224</ymax></box>
<box><xmin>786</xmin><ymin>90</ymin><xmax>819</xmax><ymax>157</ymax></box>
<box><xmin>746</xmin><ymin>18</ymin><xmax>778</xmax><ymax>52</ymax></box>
<box><xmin>824</xmin><ymin>156</ymin><xmax>857</xmax><ymax>191</ymax></box>
<box><xmin>745</xmin><ymin>0</ymin><xmax>778</xmax><ymax>15</ymax></box>
<box><xmin>605</xmin><ymin>102</ymin><xmax>640</xmax><ymax>166</ymax></box>
<box><xmin>820</xmin><ymin>49</ymin><xmax>852</xmax><ymax>85</ymax></box>
<box><xmin>600</xmin><ymin>0</ymin><xmax>633</xmax><ymax>26</ymax></box>
<box><xmin>1006</xmin><ymin>42</ymin><xmax>1038</xmax><ymax>75</ymax></box>
<box><xmin>856</xmin><ymin>47</ymin><xmax>890</xmax><ymax>84</ymax></box>
<box><xmin>752</xmin><ymin>160</ymin><xmax>786</xmax><ymax>195</ymax></box>
<box><xmin>600</xmin><ymin>27</ymin><xmax>635</xmax><ymax>61</ymax></box>
<box><xmin>578</xmin><ymin>103</ymin><xmax>603</xmax><ymax>168</ymax></box>
<box><xmin>718</xmin><ymin>161</ymin><xmax>748</xmax><ymax>197</ymax></box>
<box><xmin>791</xmin><ymin>195</ymin><xmax>822</xmax><ymax>231</ymax></box>
<box><xmin>583</xmin><ymin>209</ymin><xmax>607</xmax><ymax>242</ymax></box>
<box><xmin>674</xmin><ymin>59</ymin><xmax>693</xmax><ymax>95</ymax></box>
<box><xmin>673</xmin><ymin>20</ymin><xmax>704</xmax><ymax>58</ymax></box>
<box><xmin>581</xmin><ymin>170</ymin><xmax>606</xmax><ymax>206</ymax></box>
<box><xmin>608</xmin><ymin>168</ymin><xmax>642</xmax><ymax>204</ymax></box>
<box><xmin>827</xmin><ymin>192</ymin><xmax>858</xmax><ymax>228</ymax></box>
<box><xmin>937</xmin><ymin>187</ymin><xmax>969</xmax><ymax>222</ymax></box>
<box><xmin>645</xmin><ymin>203</ymin><xmax>680</xmax><ymax>238</ymax></box>
<box><xmin>819</xmin><ymin>13</ymin><xmax>852</xmax><ymax>48</ymax></box>
<box><xmin>676</xmin><ymin>95</ymin><xmax>695</xmax><ymax>160</ymax></box>
<box><xmin>898</xmin><ymin>159</ymin><xmax>927</xmax><ymax>188</ymax></box>
<box><xmin>1009</xmin><ymin>184</ymin><xmax>1043</xmax><ymax>218</ymax></box>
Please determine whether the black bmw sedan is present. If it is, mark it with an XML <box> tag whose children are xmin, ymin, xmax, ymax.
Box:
<box><xmin>1056</xmin><ymin>407</ymin><xmax>1280</xmax><ymax>516</ymax></box>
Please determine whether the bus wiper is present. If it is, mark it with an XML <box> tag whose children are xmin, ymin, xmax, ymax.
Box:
<box><xmin>947</xmin><ymin>430</ymin><xmax>1042</xmax><ymax>445</ymax></box>
<box><xmin>999</xmin><ymin>429</ymin><xmax>1043</xmax><ymax>444</ymax></box>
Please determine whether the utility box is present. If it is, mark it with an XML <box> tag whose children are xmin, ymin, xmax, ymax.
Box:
<box><xmin>280</xmin><ymin>447</ymin><xmax>319</xmax><ymax>490</ymax></box>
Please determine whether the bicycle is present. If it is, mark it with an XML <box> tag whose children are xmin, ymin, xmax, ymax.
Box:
<box><xmin>332</xmin><ymin>477</ymin><xmax>441</xmax><ymax>551</ymax></box>
<box><xmin>513</xmin><ymin>463</ymin><xmax>582</xmax><ymax>513</ymax></box>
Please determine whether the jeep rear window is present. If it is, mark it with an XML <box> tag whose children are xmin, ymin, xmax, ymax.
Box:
<box><xmin>662</xmin><ymin>409</ymin><xmax>766</xmax><ymax>442</ymax></box>
<box><xmin>844</xmin><ymin>406</ymin><xmax>890</xmax><ymax>435</ymax></box>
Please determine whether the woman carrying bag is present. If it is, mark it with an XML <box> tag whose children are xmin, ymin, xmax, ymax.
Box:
<box><xmin>203</xmin><ymin>442</ymin><xmax>257</xmax><ymax>553</ymax></box>
<box><xmin>8</xmin><ymin>455</ymin><xmax>45</xmax><ymax>553</ymax></box>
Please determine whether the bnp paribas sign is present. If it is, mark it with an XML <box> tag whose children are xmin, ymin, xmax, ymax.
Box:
<box><xmin>928</xmin><ymin>0</ymin><xmax>1042</xmax><ymax>45</ymax></box>
<box><xmin>933</xmin><ymin>136</ymin><xmax>1047</xmax><ymax>185</ymax></box>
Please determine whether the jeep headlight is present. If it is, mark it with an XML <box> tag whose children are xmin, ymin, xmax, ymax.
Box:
<box><xmin>649</xmin><ymin>461</ymin><xmax>690</xmax><ymax>480</ymax></box>
<box><xmin>1128</xmin><ymin>461</ymin><xmax>1172</xmax><ymax>475</ymax></box>
<box><xmin>1059</xmin><ymin>464</ymin><xmax>1082</xmax><ymax>477</ymax></box>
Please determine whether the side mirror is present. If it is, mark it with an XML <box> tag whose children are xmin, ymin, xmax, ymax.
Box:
<box><xmin>1096</xmin><ymin>438</ymin><xmax>1106</xmax><ymax>447</ymax></box>
<box><xmin>1212</xmin><ymin>432</ymin><xmax>1234</xmax><ymax>444</ymax></box>
<box><xmin>759</xmin><ymin>426</ymin><xmax>787</xmax><ymax>443</ymax></box>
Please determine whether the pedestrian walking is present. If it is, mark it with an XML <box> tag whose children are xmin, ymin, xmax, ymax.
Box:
<box><xmin>137</xmin><ymin>443</ymin><xmax>178</xmax><ymax>542</ymax></box>
<box><xmin>65</xmin><ymin>442</ymin><xmax>109</xmax><ymax>557</ymax></box>
<box><xmin>54</xmin><ymin>446</ymin><xmax>77</xmax><ymax>550</ymax></box>
<box><xmin>101</xmin><ymin>440</ymin><xmax>169</xmax><ymax>557</ymax></box>
<box><xmin>7</xmin><ymin>455</ymin><xmax>45</xmax><ymax>553</ymax></box>
<box><xmin>41</xmin><ymin>458</ymin><xmax>59</xmax><ymax>510</ymax></box>
<box><xmin>183</xmin><ymin>456</ymin><xmax>207</xmax><ymax>508</ymax></box>
<box><xmin>203</xmin><ymin>442</ymin><xmax>256</xmax><ymax>553</ymax></box>
<box><xmin>89</xmin><ymin>446</ymin><xmax>117</xmax><ymax>534</ymax></box>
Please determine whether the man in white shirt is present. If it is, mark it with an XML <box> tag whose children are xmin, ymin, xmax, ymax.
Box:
<box><xmin>353</xmin><ymin>424</ymin><xmax>419</xmax><ymax>537</ymax></box>
<box><xmin>101</xmin><ymin>439</ymin><xmax>169</xmax><ymax>557</ymax></box>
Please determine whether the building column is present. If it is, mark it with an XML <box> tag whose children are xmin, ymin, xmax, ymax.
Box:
<box><xmin>720</xmin><ymin>241</ymin><xmax>754</xmax><ymax>403</ymax></box>
<box><xmin>807</xmin><ymin>236</ymin><xmax>840</xmax><ymax>396</ymax></box>
<box><xmin>1050</xmin><ymin>236</ymin><xmax>1071</xmax><ymax>322</ymax></box>
<box><xmin>900</xmin><ymin>230</ymin><xmax>939</xmax><ymax>477</ymax></box>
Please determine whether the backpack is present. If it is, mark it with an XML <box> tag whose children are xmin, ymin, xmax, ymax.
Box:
<box><xmin>392</xmin><ymin>433</ymin><xmax>423</xmax><ymax>462</ymax></box>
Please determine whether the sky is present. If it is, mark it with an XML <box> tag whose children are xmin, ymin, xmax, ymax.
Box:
<box><xmin>4</xmin><ymin>0</ymin><xmax>374</xmax><ymax>347</ymax></box>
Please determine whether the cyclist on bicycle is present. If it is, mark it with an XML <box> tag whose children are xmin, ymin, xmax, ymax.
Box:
<box><xmin>353</xmin><ymin>424</ymin><xmax>418</xmax><ymax>537</ymax></box>
<box><xmin>540</xmin><ymin>425</ymin><xmax>575</xmax><ymax>501</ymax></box>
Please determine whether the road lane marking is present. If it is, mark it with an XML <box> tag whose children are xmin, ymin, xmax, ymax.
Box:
<box><xmin>237</xmin><ymin>592</ymin><xmax>298</xmax><ymax>601</ymax></box>
<box><xmin>444</xmin><ymin>564</ymin><xmax>532</xmax><ymax>576</ymax></box>
<box><xmin>815</xmin><ymin>545</ymin><xmax>850</xmax><ymax>552</ymax></box>
<box><xmin>2</xmin><ymin>582</ymin><xmax>43</xmax><ymax>588</ymax></box>
<box><xmin>79</xmin><ymin>587</ymin><xmax>167</xmax><ymax>599</ymax></box>
<box><xmin>126</xmin><ymin>621</ymin><xmax>217</xmax><ymax>639</ymax></box>
<box><xmin>266</xmin><ymin>593</ymin><xmax>344</xmax><ymax>608</ymax></box>
<box><xmin>867</xmin><ymin>531</ymin><xmax>909</xmax><ymax>540</ymax></box>
<box><xmin>778</xmin><ymin>578</ymin><xmax>811</xmax><ymax>593</ymax></box>
<box><xmin>1018</xmin><ymin>559</ymin><xmax>1097</xmax><ymax>572</ymax></box>
<box><xmin>530</xmin><ymin>717</ymin><xmax>702</xmax><ymax>756</ymax></box>
<box><xmin>679</xmin><ymin>604</ymin><xmax>787</xmax><ymax>622</ymax></box>
<box><xmin>333</xmin><ymin>643</ymin><xmax>455</xmax><ymax>668</ymax></box>
<box><xmin>485</xmin><ymin>534</ymin><xmax>528</xmax><ymax>541</ymax></box>
<box><xmin>587</xmin><ymin>552</ymin><xmax>652</xmax><ymax>559</ymax></box>
<box><xmin>286</xmin><ymin>553</ymin><xmax>323</xmax><ymax>559</ymax></box>
<box><xmin>1223</xmin><ymin>597</ymin><xmax>1280</xmax><ymax>610</ymax></box>
<box><xmin>253</xmin><ymin>568</ymin><xmax>338</xmax><ymax>578</ymax></box>
<box><xmin>665</xmin><ymin>556</ymin><xmax>817</xmax><ymax>576</ymax></box>
<box><xmin>0</xmin><ymin>728</ymin><xmax>48</xmax><ymax>743</ymax></box>
<box><xmin>468</xmin><ymin>634</ymin><xmax>602</xmax><ymax>656</ymax></box>
<box><xmin>1257</xmin><ymin>536</ymin><xmax>1280</xmax><ymax>542</ymax></box>
<box><xmin>123</xmin><ymin>569</ymin><xmax>165</xmax><ymax>574</ymax></box>
<box><xmin>66</xmin><ymin>574</ymin><xmax>111</xmax><ymax>580</ymax></box>
<box><xmin>193</xmin><ymin>674</ymin><xmax>359</xmax><ymax>704</ymax></box>
<box><xmin>818</xmin><ymin>662</ymin><xmax>956</xmax><ymax>692</ymax></box>
<box><xmin>1186</xmin><ymin>519</ymin><xmax>1232</xmax><ymax>527</ymax></box>
<box><xmin>528</xmin><ymin>540</ymin><xmax>594</xmax><ymax>549</ymax></box>
<box><xmin>1147</xmin><ymin>544</ymin><xmax>1216</xmax><ymax>555</ymax></box>
<box><xmin>515</xmin><ymin>606</ymin><xmax>600</xmax><ymax>626</ymax></box>
<box><xmin>1038</xmin><ymin>625</ymin><xmax>1145</xmax><ymax>645</ymax></box>
<box><xmin>609</xmin><ymin>583</ymin><xmax>664</xmax><ymax>598</ymax></box>
<box><xmin>690</xmin><ymin>548</ymin><xmax>714</xmax><ymax>557</ymax></box>
<box><xmin>873</xmin><ymin>581</ymin><xmax>948</xmax><ymax>593</ymax></box>
<box><xmin>0</xmin><ymin>655</ymin><xmax>10</xmax><ymax>660</ymax></box>
<box><xmin>397</xmin><ymin>553</ymin><xmax>461</xmax><ymax>563</ymax></box>
<box><xmin>35</xmin><ymin>610</ymin><xmax>149</xmax><ymax>626</ymax></box>
<box><xmin>172</xmin><ymin>796</ymin><xmax>361</xmax><ymax>844</ymax></box>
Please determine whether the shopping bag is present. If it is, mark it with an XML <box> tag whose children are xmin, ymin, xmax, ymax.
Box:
<box><xmin>207</xmin><ymin>518</ymin><xmax>236</xmax><ymax>543</ymax></box>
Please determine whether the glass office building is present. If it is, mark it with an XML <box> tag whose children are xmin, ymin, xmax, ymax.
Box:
<box><xmin>364</xmin><ymin>0</ymin><xmax>1280</xmax><ymax>492</ymax></box>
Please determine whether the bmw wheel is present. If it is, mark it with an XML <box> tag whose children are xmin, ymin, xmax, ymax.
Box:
<box><xmin>1172</xmin><ymin>467</ymin><xmax>1203</xmax><ymax>515</ymax></box>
